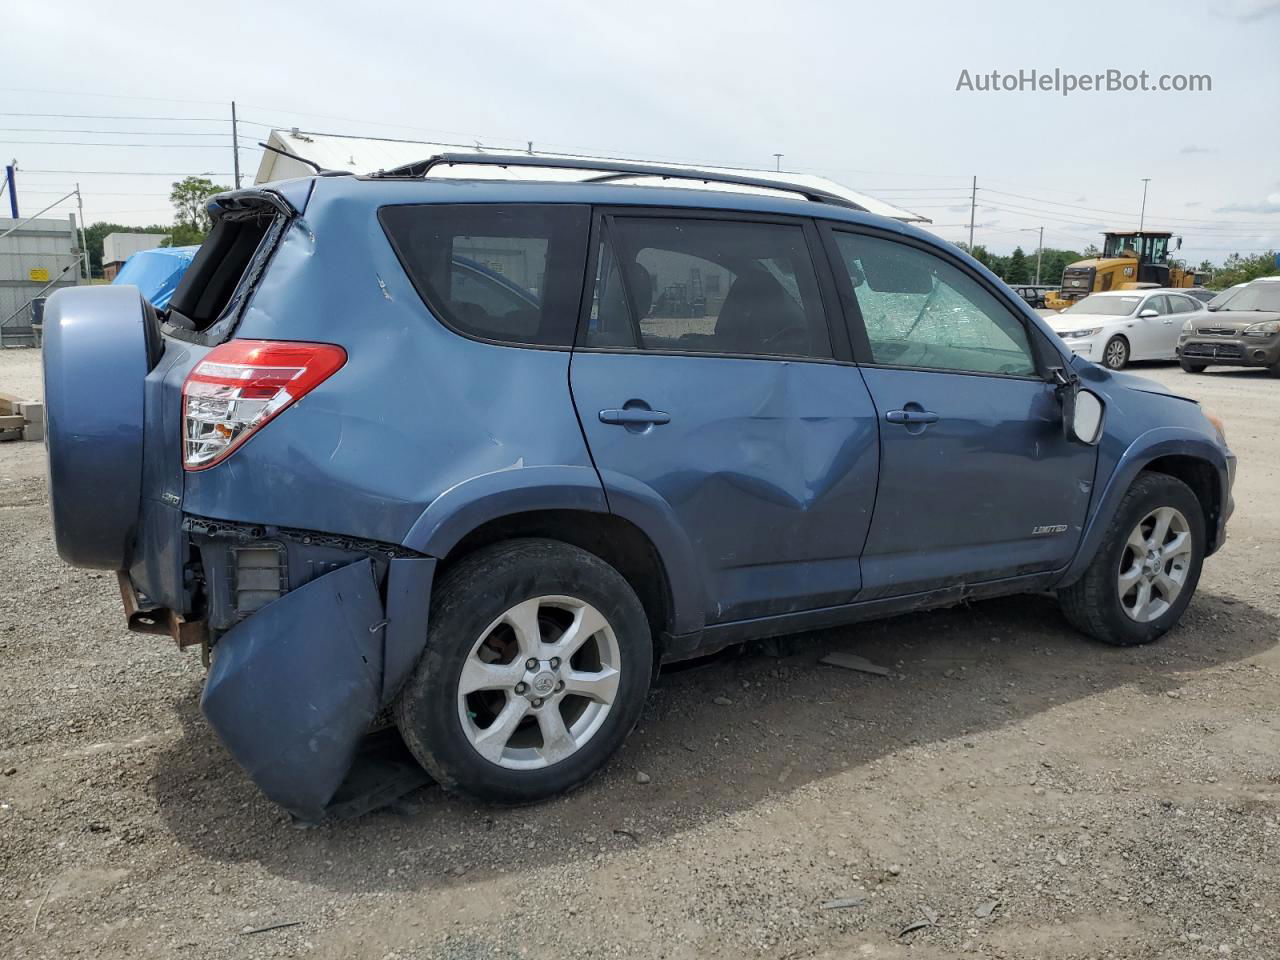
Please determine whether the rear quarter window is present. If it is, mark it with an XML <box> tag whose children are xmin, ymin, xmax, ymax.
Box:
<box><xmin>379</xmin><ymin>203</ymin><xmax>590</xmax><ymax>348</ymax></box>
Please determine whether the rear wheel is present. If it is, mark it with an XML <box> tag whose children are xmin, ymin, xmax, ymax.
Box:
<box><xmin>1058</xmin><ymin>473</ymin><xmax>1205</xmax><ymax>646</ymax></box>
<box><xmin>394</xmin><ymin>539</ymin><xmax>652</xmax><ymax>803</ymax></box>
<box><xmin>1179</xmin><ymin>358</ymin><xmax>1209</xmax><ymax>373</ymax></box>
<box><xmin>1103</xmin><ymin>336</ymin><xmax>1130</xmax><ymax>370</ymax></box>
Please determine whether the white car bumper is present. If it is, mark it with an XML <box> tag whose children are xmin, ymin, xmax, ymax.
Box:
<box><xmin>1060</xmin><ymin>336</ymin><xmax>1100</xmax><ymax>359</ymax></box>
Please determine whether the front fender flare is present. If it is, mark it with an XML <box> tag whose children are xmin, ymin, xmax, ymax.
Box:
<box><xmin>1060</xmin><ymin>427</ymin><xmax>1230</xmax><ymax>586</ymax></box>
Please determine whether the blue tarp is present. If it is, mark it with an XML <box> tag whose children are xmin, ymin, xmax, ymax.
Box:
<box><xmin>111</xmin><ymin>245</ymin><xmax>198</xmax><ymax>309</ymax></box>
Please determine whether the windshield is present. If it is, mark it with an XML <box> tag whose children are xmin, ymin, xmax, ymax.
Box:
<box><xmin>1207</xmin><ymin>286</ymin><xmax>1242</xmax><ymax>310</ymax></box>
<box><xmin>1101</xmin><ymin>233</ymin><xmax>1170</xmax><ymax>262</ymax></box>
<box><xmin>1064</xmin><ymin>294</ymin><xmax>1140</xmax><ymax>316</ymax></box>
<box><xmin>1219</xmin><ymin>282</ymin><xmax>1280</xmax><ymax>313</ymax></box>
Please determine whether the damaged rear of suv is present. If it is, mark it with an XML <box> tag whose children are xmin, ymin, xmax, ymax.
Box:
<box><xmin>44</xmin><ymin>159</ymin><xmax>1235</xmax><ymax>821</ymax></box>
<box><xmin>45</xmin><ymin>178</ymin><xmax>446</xmax><ymax>818</ymax></box>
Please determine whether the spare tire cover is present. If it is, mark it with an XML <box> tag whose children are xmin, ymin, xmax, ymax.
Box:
<box><xmin>43</xmin><ymin>285</ymin><xmax>151</xmax><ymax>569</ymax></box>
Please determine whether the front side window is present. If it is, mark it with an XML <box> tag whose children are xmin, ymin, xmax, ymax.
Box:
<box><xmin>1143</xmin><ymin>295</ymin><xmax>1170</xmax><ymax>315</ymax></box>
<box><xmin>832</xmin><ymin>232</ymin><xmax>1037</xmax><ymax>377</ymax></box>
<box><xmin>585</xmin><ymin>217</ymin><xmax>833</xmax><ymax>360</ymax></box>
<box><xmin>379</xmin><ymin>203</ymin><xmax>589</xmax><ymax>347</ymax></box>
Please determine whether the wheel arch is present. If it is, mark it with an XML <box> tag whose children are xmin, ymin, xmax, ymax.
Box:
<box><xmin>1140</xmin><ymin>454</ymin><xmax>1222</xmax><ymax>553</ymax></box>
<box><xmin>439</xmin><ymin>509</ymin><xmax>677</xmax><ymax>652</ymax></box>
<box><xmin>1103</xmin><ymin>332</ymin><xmax>1131</xmax><ymax>366</ymax></box>
<box><xmin>1060</xmin><ymin>429</ymin><xmax>1229</xmax><ymax>586</ymax></box>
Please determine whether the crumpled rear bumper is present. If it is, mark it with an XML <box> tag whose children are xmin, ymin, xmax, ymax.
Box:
<box><xmin>199</xmin><ymin>555</ymin><xmax>434</xmax><ymax>820</ymax></box>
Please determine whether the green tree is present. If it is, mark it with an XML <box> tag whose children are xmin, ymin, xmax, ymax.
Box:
<box><xmin>1211</xmin><ymin>250</ymin><xmax>1279</xmax><ymax>289</ymax></box>
<box><xmin>1082</xmin><ymin>243</ymin><xmax>1100</xmax><ymax>258</ymax></box>
<box><xmin>169</xmin><ymin>176</ymin><xmax>228</xmax><ymax>235</ymax></box>
<box><xmin>163</xmin><ymin>223</ymin><xmax>207</xmax><ymax>248</ymax></box>
<box><xmin>954</xmin><ymin>242</ymin><xmax>996</xmax><ymax>270</ymax></box>
<box><xmin>1037</xmin><ymin>248</ymin><xmax>1082</xmax><ymax>286</ymax></box>
<box><xmin>1005</xmin><ymin>246</ymin><xmax>1029</xmax><ymax>284</ymax></box>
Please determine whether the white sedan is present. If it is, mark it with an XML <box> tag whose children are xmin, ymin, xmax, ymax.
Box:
<box><xmin>1046</xmin><ymin>289</ymin><xmax>1210</xmax><ymax>370</ymax></box>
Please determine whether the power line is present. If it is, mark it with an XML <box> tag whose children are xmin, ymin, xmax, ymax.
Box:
<box><xmin>981</xmin><ymin>201</ymin><xmax>1277</xmax><ymax>235</ymax></box>
<box><xmin>980</xmin><ymin>186</ymin><xmax>1280</xmax><ymax>228</ymax></box>
<box><xmin>20</xmin><ymin>169</ymin><xmax>236</xmax><ymax>176</ymax></box>
<box><xmin>1</xmin><ymin>140</ymin><xmax>261</xmax><ymax>149</ymax></box>
<box><xmin>0</xmin><ymin>110</ymin><xmax>271</xmax><ymax>124</ymax></box>
<box><xmin>0</xmin><ymin>86</ymin><xmax>231</xmax><ymax>106</ymax></box>
<box><xmin>0</xmin><ymin>127</ymin><xmax>237</xmax><ymax>136</ymax></box>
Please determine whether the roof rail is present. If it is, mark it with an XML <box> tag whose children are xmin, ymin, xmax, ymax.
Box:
<box><xmin>370</xmin><ymin>152</ymin><xmax>867</xmax><ymax>212</ymax></box>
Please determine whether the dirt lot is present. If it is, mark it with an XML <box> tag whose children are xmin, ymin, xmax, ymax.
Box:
<box><xmin>2</xmin><ymin>346</ymin><xmax>1278</xmax><ymax>960</ymax></box>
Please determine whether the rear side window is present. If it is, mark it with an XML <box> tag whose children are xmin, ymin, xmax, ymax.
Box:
<box><xmin>168</xmin><ymin>215</ymin><xmax>274</xmax><ymax>332</ymax></box>
<box><xmin>380</xmin><ymin>204</ymin><xmax>590</xmax><ymax>347</ymax></box>
<box><xmin>1168</xmin><ymin>295</ymin><xmax>1196</xmax><ymax>313</ymax></box>
<box><xmin>585</xmin><ymin>216</ymin><xmax>833</xmax><ymax>360</ymax></box>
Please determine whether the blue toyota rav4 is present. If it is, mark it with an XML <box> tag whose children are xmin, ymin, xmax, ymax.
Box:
<box><xmin>42</xmin><ymin>155</ymin><xmax>1235</xmax><ymax>819</ymax></box>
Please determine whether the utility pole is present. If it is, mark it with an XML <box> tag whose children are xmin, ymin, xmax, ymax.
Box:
<box><xmin>4</xmin><ymin>162</ymin><xmax>16</xmax><ymax>218</ymax></box>
<box><xmin>1035</xmin><ymin>225</ymin><xmax>1043</xmax><ymax>284</ymax></box>
<box><xmin>1138</xmin><ymin>178</ymin><xmax>1151</xmax><ymax>233</ymax></box>
<box><xmin>231</xmin><ymin>101</ymin><xmax>242</xmax><ymax>189</ymax></box>
<box><xmin>773</xmin><ymin>153</ymin><xmax>783</xmax><ymax>172</ymax></box>
<box><xmin>75</xmin><ymin>184</ymin><xmax>89</xmax><ymax>281</ymax></box>
<box><xmin>968</xmin><ymin>175</ymin><xmax>977</xmax><ymax>251</ymax></box>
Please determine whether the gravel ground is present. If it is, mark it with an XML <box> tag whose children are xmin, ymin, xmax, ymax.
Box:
<box><xmin>2</xmin><ymin>347</ymin><xmax>1278</xmax><ymax>960</ymax></box>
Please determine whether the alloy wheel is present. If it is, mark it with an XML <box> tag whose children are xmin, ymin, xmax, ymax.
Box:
<box><xmin>456</xmin><ymin>595</ymin><xmax>621</xmax><ymax>770</ymax></box>
<box><xmin>1105</xmin><ymin>339</ymin><xmax>1128</xmax><ymax>369</ymax></box>
<box><xmin>1117</xmin><ymin>506</ymin><xmax>1192</xmax><ymax>622</ymax></box>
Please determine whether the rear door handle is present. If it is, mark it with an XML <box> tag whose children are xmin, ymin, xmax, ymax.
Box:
<box><xmin>599</xmin><ymin>408</ymin><xmax>671</xmax><ymax>426</ymax></box>
<box><xmin>885</xmin><ymin>409</ymin><xmax>939</xmax><ymax>425</ymax></box>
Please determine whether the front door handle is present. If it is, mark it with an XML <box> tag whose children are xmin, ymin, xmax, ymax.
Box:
<box><xmin>599</xmin><ymin>408</ymin><xmax>671</xmax><ymax>426</ymax></box>
<box><xmin>885</xmin><ymin>409</ymin><xmax>939</xmax><ymax>425</ymax></box>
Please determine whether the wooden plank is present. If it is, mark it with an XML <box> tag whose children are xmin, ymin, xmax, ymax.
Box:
<box><xmin>0</xmin><ymin>415</ymin><xmax>26</xmax><ymax>430</ymax></box>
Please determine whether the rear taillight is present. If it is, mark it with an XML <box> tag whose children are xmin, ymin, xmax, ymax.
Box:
<box><xmin>182</xmin><ymin>340</ymin><xmax>346</xmax><ymax>471</ymax></box>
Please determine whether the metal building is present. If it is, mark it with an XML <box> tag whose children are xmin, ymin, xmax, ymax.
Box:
<box><xmin>0</xmin><ymin>214</ymin><xmax>83</xmax><ymax>347</ymax></box>
<box><xmin>103</xmin><ymin>232</ymin><xmax>166</xmax><ymax>281</ymax></box>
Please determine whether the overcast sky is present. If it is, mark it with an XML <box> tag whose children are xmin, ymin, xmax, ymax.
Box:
<box><xmin>5</xmin><ymin>0</ymin><xmax>1278</xmax><ymax>265</ymax></box>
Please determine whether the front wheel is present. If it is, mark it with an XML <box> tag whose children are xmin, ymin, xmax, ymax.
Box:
<box><xmin>1103</xmin><ymin>336</ymin><xmax>1130</xmax><ymax>370</ymax></box>
<box><xmin>1058</xmin><ymin>473</ymin><xmax>1205</xmax><ymax>646</ymax></box>
<box><xmin>394</xmin><ymin>539</ymin><xmax>652</xmax><ymax>804</ymax></box>
<box><xmin>1180</xmin><ymin>358</ymin><xmax>1209</xmax><ymax>373</ymax></box>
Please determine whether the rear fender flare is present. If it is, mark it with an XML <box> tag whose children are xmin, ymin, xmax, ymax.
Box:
<box><xmin>401</xmin><ymin>465</ymin><xmax>707</xmax><ymax>635</ymax></box>
<box><xmin>1061</xmin><ymin>428</ymin><xmax>1229</xmax><ymax>585</ymax></box>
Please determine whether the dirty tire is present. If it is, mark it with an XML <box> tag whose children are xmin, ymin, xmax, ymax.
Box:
<box><xmin>394</xmin><ymin>538</ymin><xmax>652</xmax><ymax>804</ymax></box>
<box><xmin>1103</xmin><ymin>336</ymin><xmax>1130</xmax><ymax>370</ymax></box>
<box><xmin>1058</xmin><ymin>473</ymin><xmax>1205</xmax><ymax>646</ymax></box>
<box><xmin>1179</xmin><ymin>359</ymin><xmax>1209</xmax><ymax>374</ymax></box>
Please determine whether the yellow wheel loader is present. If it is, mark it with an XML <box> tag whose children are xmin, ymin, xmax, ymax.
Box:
<box><xmin>1043</xmin><ymin>232</ymin><xmax>1195</xmax><ymax>310</ymax></box>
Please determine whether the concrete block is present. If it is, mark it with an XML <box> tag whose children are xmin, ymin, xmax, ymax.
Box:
<box><xmin>23</xmin><ymin>420</ymin><xmax>44</xmax><ymax>442</ymax></box>
<box><xmin>18</xmin><ymin>401</ymin><xmax>43</xmax><ymax>424</ymax></box>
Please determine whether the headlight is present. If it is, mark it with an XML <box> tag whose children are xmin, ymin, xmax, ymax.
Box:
<box><xmin>1243</xmin><ymin>320</ymin><xmax>1280</xmax><ymax>337</ymax></box>
<box><xmin>1181</xmin><ymin>318</ymin><xmax>1195</xmax><ymax>334</ymax></box>
<box><xmin>1063</xmin><ymin>327</ymin><xmax>1101</xmax><ymax>339</ymax></box>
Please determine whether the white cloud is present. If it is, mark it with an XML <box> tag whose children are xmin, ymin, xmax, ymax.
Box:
<box><xmin>1215</xmin><ymin>193</ymin><xmax>1280</xmax><ymax>214</ymax></box>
